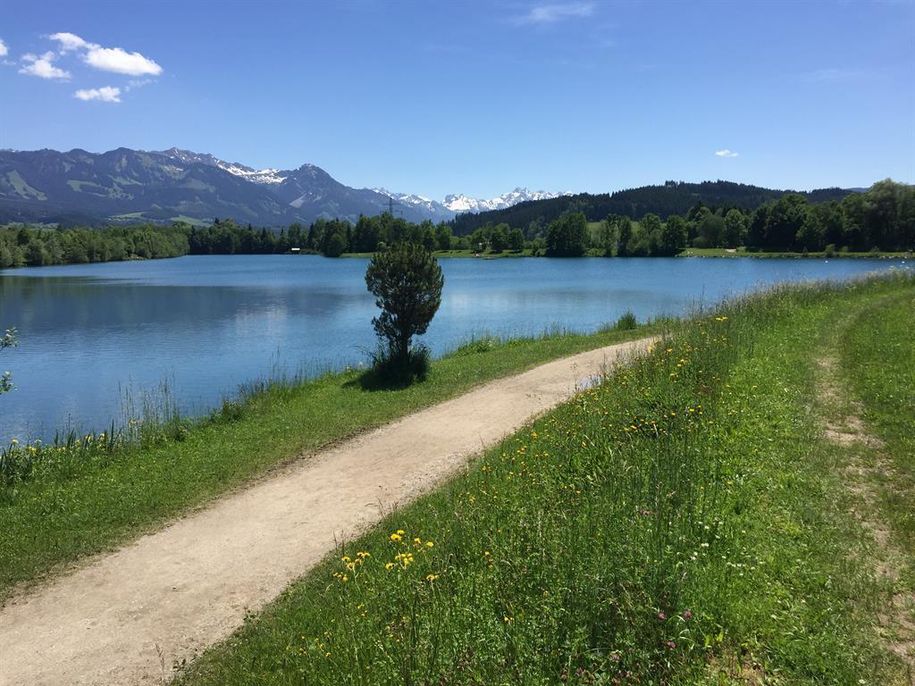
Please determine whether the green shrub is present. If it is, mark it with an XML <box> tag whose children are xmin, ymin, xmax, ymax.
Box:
<box><xmin>615</xmin><ymin>310</ymin><xmax>638</xmax><ymax>330</ymax></box>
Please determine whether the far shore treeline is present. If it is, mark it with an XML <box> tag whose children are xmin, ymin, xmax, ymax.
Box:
<box><xmin>0</xmin><ymin>179</ymin><xmax>911</xmax><ymax>268</ymax></box>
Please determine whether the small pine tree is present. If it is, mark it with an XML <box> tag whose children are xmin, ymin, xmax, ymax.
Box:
<box><xmin>365</xmin><ymin>243</ymin><xmax>444</xmax><ymax>371</ymax></box>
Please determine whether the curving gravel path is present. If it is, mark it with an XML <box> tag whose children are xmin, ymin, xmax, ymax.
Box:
<box><xmin>0</xmin><ymin>337</ymin><xmax>655</xmax><ymax>685</ymax></box>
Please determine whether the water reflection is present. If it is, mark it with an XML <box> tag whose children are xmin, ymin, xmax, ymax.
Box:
<box><xmin>0</xmin><ymin>254</ymin><xmax>905</xmax><ymax>442</ymax></box>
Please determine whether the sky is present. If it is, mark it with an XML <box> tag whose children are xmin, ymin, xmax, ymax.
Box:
<box><xmin>1</xmin><ymin>0</ymin><xmax>913</xmax><ymax>200</ymax></box>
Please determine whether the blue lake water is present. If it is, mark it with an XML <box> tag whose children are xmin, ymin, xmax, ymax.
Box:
<box><xmin>0</xmin><ymin>254</ymin><xmax>908</xmax><ymax>443</ymax></box>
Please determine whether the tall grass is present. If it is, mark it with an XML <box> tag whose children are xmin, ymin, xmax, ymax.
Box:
<box><xmin>179</xmin><ymin>272</ymin><xmax>915</xmax><ymax>685</ymax></box>
<box><xmin>0</xmin><ymin>361</ymin><xmax>357</xmax><ymax>491</ymax></box>
<box><xmin>236</xmin><ymin>315</ymin><xmax>734</xmax><ymax>681</ymax></box>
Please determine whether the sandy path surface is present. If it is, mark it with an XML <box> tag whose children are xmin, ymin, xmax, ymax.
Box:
<box><xmin>0</xmin><ymin>337</ymin><xmax>655</xmax><ymax>686</ymax></box>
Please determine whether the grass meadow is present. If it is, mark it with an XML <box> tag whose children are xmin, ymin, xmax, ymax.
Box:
<box><xmin>173</xmin><ymin>271</ymin><xmax>915</xmax><ymax>685</ymax></box>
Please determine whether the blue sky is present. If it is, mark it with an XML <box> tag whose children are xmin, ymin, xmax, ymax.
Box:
<box><xmin>1</xmin><ymin>1</ymin><xmax>913</xmax><ymax>199</ymax></box>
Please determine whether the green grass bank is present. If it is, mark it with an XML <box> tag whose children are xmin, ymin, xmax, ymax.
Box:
<box><xmin>840</xmin><ymin>290</ymin><xmax>915</xmax><ymax>592</ymax></box>
<box><xmin>172</xmin><ymin>272</ymin><xmax>914</xmax><ymax>685</ymax></box>
<box><xmin>0</xmin><ymin>317</ymin><xmax>658</xmax><ymax>599</ymax></box>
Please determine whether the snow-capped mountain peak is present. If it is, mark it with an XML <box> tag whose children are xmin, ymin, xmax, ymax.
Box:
<box><xmin>368</xmin><ymin>186</ymin><xmax>571</xmax><ymax>219</ymax></box>
<box><xmin>157</xmin><ymin>147</ymin><xmax>287</xmax><ymax>185</ymax></box>
<box><xmin>442</xmin><ymin>187</ymin><xmax>570</xmax><ymax>213</ymax></box>
<box><xmin>216</xmin><ymin>162</ymin><xmax>286</xmax><ymax>185</ymax></box>
<box><xmin>372</xmin><ymin>188</ymin><xmax>433</xmax><ymax>204</ymax></box>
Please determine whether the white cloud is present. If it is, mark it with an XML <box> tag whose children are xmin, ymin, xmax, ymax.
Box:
<box><xmin>84</xmin><ymin>45</ymin><xmax>162</xmax><ymax>76</ymax></box>
<box><xmin>48</xmin><ymin>32</ymin><xmax>88</xmax><ymax>52</ymax></box>
<box><xmin>19</xmin><ymin>51</ymin><xmax>70</xmax><ymax>80</ymax></box>
<box><xmin>714</xmin><ymin>149</ymin><xmax>739</xmax><ymax>158</ymax></box>
<box><xmin>74</xmin><ymin>86</ymin><xmax>121</xmax><ymax>103</ymax></box>
<box><xmin>0</xmin><ymin>39</ymin><xmax>8</xmax><ymax>58</ymax></box>
<box><xmin>48</xmin><ymin>32</ymin><xmax>163</xmax><ymax>76</ymax></box>
<box><xmin>518</xmin><ymin>2</ymin><xmax>594</xmax><ymax>24</ymax></box>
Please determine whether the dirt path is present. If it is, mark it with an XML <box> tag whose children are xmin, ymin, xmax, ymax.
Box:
<box><xmin>0</xmin><ymin>337</ymin><xmax>655</xmax><ymax>686</ymax></box>
<box><xmin>816</xmin><ymin>352</ymin><xmax>915</xmax><ymax>682</ymax></box>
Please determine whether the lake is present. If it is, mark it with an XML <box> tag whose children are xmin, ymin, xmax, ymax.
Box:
<box><xmin>0</xmin><ymin>255</ymin><xmax>907</xmax><ymax>443</ymax></box>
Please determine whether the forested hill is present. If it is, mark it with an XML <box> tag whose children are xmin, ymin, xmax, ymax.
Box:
<box><xmin>451</xmin><ymin>181</ymin><xmax>856</xmax><ymax>235</ymax></box>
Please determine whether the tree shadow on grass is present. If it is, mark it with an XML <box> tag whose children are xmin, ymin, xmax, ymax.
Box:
<box><xmin>343</xmin><ymin>347</ymin><xmax>430</xmax><ymax>392</ymax></box>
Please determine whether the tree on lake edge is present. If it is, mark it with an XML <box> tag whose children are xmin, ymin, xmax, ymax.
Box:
<box><xmin>365</xmin><ymin>243</ymin><xmax>444</xmax><ymax>382</ymax></box>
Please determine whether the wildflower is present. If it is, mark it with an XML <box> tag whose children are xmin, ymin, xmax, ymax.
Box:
<box><xmin>356</xmin><ymin>551</ymin><xmax>370</xmax><ymax>559</ymax></box>
<box><xmin>665</xmin><ymin>640</ymin><xmax>676</xmax><ymax>650</ymax></box>
<box><xmin>394</xmin><ymin>552</ymin><xmax>414</xmax><ymax>568</ymax></box>
<box><xmin>390</xmin><ymin>533</ymin><xmax>402</xmax><ymax>542</ymax></box>
<box><xmin>425</xmin><ymin>541</ymin><xmax>434</xmax><ymax>548</ymax></box>
<box><xmin>385</xmin><ymin>562</ymin><xmax>395</xmax><ymax>570</ymax></box>
<box><xmin>426</xmin><ymin>574</ymin><xmax>439</xmax><ymax>582</ymax></box>
<box><xmin>657</xmin><ymin>611</ymin><xmax>667</xmax><ymax>621</ymax></box>
<box><xmin>682</xmin><ymin>609</ymin><xmax>693</xmax><ymax>621</ymax></box>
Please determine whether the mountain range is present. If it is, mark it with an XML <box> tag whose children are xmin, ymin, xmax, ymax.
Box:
<box><xmin>0</xmin><ymin>147</ymin><xmax>568</xmax><ymax>227</ymax></box>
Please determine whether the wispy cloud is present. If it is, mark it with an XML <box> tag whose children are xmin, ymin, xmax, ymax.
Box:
<box><xmin>714</xmin><ymin>149</ymin><xmax>739</xmax><ymax>158</ymax></box>
<box><xmin>516</xmin><ymin>2</ymin><xmax>594</xmax><ymax>25</ymax></box>
<box><xmin>74</xmin><ymin>85</ymin><xmax>121</xmax><ymax>103</ymax></box>
<box><xmin>48</xmin><ymin>32</ymin><xmax>163</xmax><ymax>76</ymax></box>
<box><xmin>20</xmin><ymin>32</ymin><xmax>163</xmax><ymax>101</ymax></box>
<box><xmin>126</xmin><ymin>78</ymin><xmax>152</xmax><ymax>90</ymax></box>
<box><xmin>0</xmin><ymin>38</ymin><xmax>8</xmax><ymax>58</ymax></box>
<box><xmin>19</xmin><ymin>51</ymin><xmax>70</xmax><ymax>80</ymax></box>
<box><xmin>48</xmin><ymin>32</ymin><xmax>88</xmax><ymax>52</ymax></box>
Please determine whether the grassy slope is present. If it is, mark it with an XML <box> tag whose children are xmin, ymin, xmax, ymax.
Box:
<box><xmin>841</xmin><ymin>293</ymin><xmax>915</xmax><ymax>591</ymax></box>
<box><xmin>0</xmin><ymin>324</ymin><xmax>656</xmax><ymax>599</ymax></box>
<box><xmin>176</xmin><ymin>274</ymin><xmax>915</xmax><ymax>685</ymax></box>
